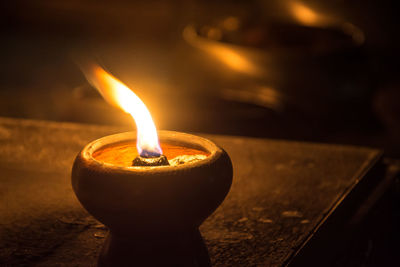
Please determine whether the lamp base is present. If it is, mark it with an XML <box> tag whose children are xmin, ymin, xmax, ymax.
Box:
<box><xmin>98</xmin><ymin>229</ymin><xmax>211</xmax><ymax>267</ymax></box>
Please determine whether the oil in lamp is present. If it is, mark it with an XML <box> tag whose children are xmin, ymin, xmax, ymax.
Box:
<box><xmin>71</xmin><ymin>63</ymin><xmax>233</xmax><ymax>266</ymax></box>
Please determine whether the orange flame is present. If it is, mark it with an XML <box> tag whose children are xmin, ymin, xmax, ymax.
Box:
<box><xmin>82</xmin><ymin>63</ymin><xmax>162</xmax><ymax>157</ymax></box>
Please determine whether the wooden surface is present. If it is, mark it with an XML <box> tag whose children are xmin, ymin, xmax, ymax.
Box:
<box><xmin>0</xmin><ymin>117</ymin><xmax>383</xmax><ymax>266</ymax></box>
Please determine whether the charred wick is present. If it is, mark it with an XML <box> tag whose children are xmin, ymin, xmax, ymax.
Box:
<box><xmin>132</xmin><ymin>154</ymin><xmax>170</xmax><ymax>166</ymax></box>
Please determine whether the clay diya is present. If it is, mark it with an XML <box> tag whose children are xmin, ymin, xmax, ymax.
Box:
<box><xmin>72</xmin><ymin>63</ymin><xmax>233</xmax><ymax>266</ymax></box>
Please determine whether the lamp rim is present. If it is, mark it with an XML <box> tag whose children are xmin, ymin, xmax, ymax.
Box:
<box><xmin>80</xmin><ymin>130</ymin><xmax>222</xmax><ymax>174</ymax></box>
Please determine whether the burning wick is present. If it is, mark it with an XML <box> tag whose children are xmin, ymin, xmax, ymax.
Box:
<box><xmin>132</xmin><ymin>154</ymin><xmax>169</xmax><ymax>166</ymax></box>
<box><xmin>80</xmin><ymin>62</ymin><xmax>169</xmax><ymax>166</ymax></box>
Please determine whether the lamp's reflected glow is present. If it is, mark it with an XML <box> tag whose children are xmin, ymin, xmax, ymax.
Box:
<box><xmin>183</xmin><ymin>26</ymin><xmax>260</xmax><ymax>76</ymax></box>
<box><xmin>290</xmin><ymin>1</ymin><xmax>320</xmax><ymax>26</ymax></box>
<box><xmin>208</xmin><ymin>45</ymin><xmax>256</xmax><ymax>74</ymax></box>
<box><xmin>289</xmin><ymin>1</ymin><xmax>365</xmax><ymax>44</ymax></box>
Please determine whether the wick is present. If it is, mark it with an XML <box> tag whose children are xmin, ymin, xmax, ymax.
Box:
<box><xmin>132</xmin><ymin>154</ymin><xmax>170</xmax><ymax>167</ymax></box>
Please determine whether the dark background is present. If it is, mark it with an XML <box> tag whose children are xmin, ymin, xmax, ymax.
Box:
<box><xmin>1</xmin><ymin>0</ymin><xmax>400</xmax><ymax>155</ymax></box>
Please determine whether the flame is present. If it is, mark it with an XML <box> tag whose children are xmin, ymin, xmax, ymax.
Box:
<box><xmin>82</xmin><ymin>63</ymin><xmax>162</xmax><ymax>157</ymax></box>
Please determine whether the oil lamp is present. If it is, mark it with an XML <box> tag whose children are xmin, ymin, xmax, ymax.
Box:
<box><xmin>71</xmin><ymin>64</ymin><xmax>233</xmax><ymax>266</ymax></box>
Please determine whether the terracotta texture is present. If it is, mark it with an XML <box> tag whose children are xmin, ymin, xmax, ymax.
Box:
<box><xmin>71</xmin><ymin>131</ymin><xmax>233</xmax><ymax>267</ymax></box>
